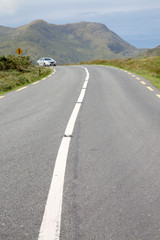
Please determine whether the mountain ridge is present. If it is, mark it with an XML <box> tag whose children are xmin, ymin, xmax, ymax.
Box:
<box><xmin>0</xmin><ymin>20</ymin><xmax>144</xmax><ymax>64</ymax></box>
<box><xmin>139</xmin><ymin>45</ymin><xmax>160</xmax><ymax>57</ymax></box>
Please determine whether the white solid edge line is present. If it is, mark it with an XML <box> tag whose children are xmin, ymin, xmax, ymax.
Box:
<box><xmin>38</xmin><ymin>66</ymin><xmax>89</xmax><ymax>240</ymax></box>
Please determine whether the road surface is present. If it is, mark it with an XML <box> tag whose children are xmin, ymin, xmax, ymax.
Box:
<box><xmin>1</xmin><ymin>66</ymin><xmax>160</xmax><ymax>240</ymax></box>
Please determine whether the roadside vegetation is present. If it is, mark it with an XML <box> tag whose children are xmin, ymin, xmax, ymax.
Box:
<box><xmin>80</xmin><ymin>56</ymin><xmax>160</xmax><ymax>90</ymax></box>
<box><xmin>0</xmin><ymin>55</ymin><xmax>52</xmax><ymax>95</ymax></box>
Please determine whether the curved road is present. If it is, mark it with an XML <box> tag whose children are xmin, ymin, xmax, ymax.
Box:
<box><xmin>1</xmin><ymin>66</ymin><xmax>160</xmax><ymax>240</ymax></box>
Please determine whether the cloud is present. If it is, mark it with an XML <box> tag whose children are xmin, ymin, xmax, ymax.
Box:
<box><xmin>34</xmin><ymin>0</ymin><xmax>160</xmax><ymax>14</ymax></box>
<box><xmin>4</xmin><ymin>0</ymin><xmax>160</xmax><ymax>20</ymax></box>
<box><xmin>0</xmin><ymin>0</ymin><xmax>23</xmax><ymax>15</ymax></box>
<box><xmin>1</xmin><ymin>0</ymin><xmax>160</xmax><ymax>17</ymax></box>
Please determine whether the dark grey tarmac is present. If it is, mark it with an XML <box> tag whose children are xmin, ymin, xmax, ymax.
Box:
<box><xmin>1</xmin><ymin>66</ymin><xmax>160</xmax><ymax>240</ymax></box>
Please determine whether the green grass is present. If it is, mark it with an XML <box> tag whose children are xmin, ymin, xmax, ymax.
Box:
<box><xmin>0</xmin><ymin>55</ymin><xmax>52</xmax><ymax>95</ymax></box>
<box><xmin>80</xmin><ymin>56</ymin><xmax>160</xmax><ymax>89</ymax></box>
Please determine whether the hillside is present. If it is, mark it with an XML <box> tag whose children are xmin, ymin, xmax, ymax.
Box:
<box><xmin>139</xmin><ymin>45</ymin><xmax>160</xmax><ymax>57</ymax></box>
<box><xmin>0</xmin><ymin>20</ymin><xmax>144</xmax><ymax>64</ymax></box>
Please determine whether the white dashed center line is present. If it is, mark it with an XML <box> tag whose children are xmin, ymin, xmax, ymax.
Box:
<box><xmin>38</xmin><ymin>67</ymin><xmax>89</xmax><ymax>240</ymax></box>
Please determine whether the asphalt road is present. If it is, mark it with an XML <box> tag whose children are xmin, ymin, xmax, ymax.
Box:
<box><xmin>1</xmin><ymin>66</ymin><xmax>160</xmax><ymax>240</ymax></box>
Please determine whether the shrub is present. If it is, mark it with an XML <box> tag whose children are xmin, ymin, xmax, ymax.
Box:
<box><xmin>17</xmin><ymin>76</ymin><xmax>30</xmax><ymax>85</ymax></box>
<box><xmin>0</xmin><ymin>80</ymin><xmax>13</xmax><ymax>91</ymax></box>
<box><xmin>0</xmin><ymin>56</ymin><xmax>15</xmax><ymax>70</ymax></box>
<box><xmin>0</xmin><ymin>56</ymin><xmax>52</xmax><ymax>94</ymax></box>
<box><xmin>0</xmin><ymin>55</ymin><xmax>33</xmax><ymax>71</ymax></box>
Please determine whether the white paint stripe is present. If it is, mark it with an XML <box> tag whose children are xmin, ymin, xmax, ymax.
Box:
<box><xmin>38</xmin><ymin>66</ymin><xmax>89</xmax><ymax>240</ymax></box>
<box><xmin>82</xmin><ymin>80</ymin><xmax>88</xmax><ymax>89</ymax></box>
<box><xmin>64</xmin><ymin>103</ymin><xmax>81</xmax><ymax>137</ymax></box>
<box><xmin>38</xmin><ymin>137</ymin><xmax>71</xmax><ymax>240</ymax></box>
<box><xmin>85</xmin><ymin>68</ymin><xmax>89</xmax><ymax>81</ymax></box>
<box><xmin>77</xmin><ymin>89</ymin><xmax>86</xmax><ymax>103</ymax></box>
<box><xmin>156</xmin><ymin>94</ymin><xmax>160</xmax><ymax>98</ymax></box>
<box><xmin>0</xmin><ymin>96</ymin><xmax>4</xmax><ymax>99</ymax></box>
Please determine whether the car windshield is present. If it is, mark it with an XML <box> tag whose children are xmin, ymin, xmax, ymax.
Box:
<box><xmin>44</xmin><ymin>58</ymin><xmax>52</xmax><ymax>61</ymax></box>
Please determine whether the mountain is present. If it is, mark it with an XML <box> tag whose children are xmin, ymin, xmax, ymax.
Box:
<box><xmin>139</xmin><ymin>45</ymin><xmax>160</xmax><ymax>57</ymax></box>
<box><xmin>0</xmin><ymin>20</ymin><xmax>144</xmax><ymax>64</ymax></box>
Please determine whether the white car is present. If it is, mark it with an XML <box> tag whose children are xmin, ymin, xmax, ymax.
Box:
<box><xmin>37</xmin><ymin>57</ymin><xmax>57</xmax><ymax>66</ymax></box>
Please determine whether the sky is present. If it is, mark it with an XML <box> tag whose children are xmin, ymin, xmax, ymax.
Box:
<box><xmin>0</xmin><ymin>0</ymin><xmax>159</xmax><ymax>48</ymax></box>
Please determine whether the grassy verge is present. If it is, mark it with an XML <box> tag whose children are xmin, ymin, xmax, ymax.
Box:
<box><xmin>0</xmin><ymin>55</ymin><xmax>52</xmax><ymax>95</ymax></box>
<box><xmin>80</xmin><ymin>56</ymin><xmax>160</xmax><ymax>89</ymax></box>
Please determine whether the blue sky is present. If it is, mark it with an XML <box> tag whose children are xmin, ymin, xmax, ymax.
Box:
<box><xmin>0</xmin><ymin>0</ymin><xmax>159</xmax><ymax>48</ymax></box>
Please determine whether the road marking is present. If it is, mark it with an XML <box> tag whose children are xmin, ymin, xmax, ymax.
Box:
<box><xmin>77</xmin><ymin>89</ymin><xmax>86</xmax><ymax>103</ymax></box>
<box><xmin>146</xmin><ymin>86</ymin><xmax>154</xmax><ymax>92</ymax></box>
<box><xmin>42</xmin><ymin>78</ymin><xmax>46</xmax><ymax>80</ymax></box>
<box><xmin>52</xmin><ymin>69</ymin><xmax>56</xmax><ymax>74</ymax></box>
<box><xmin>140</xmin><ymin>81</ymin><xmax>146</xmax><ymax>85</ymax></box>
<box><xmin>38</xmin><ymin>137</ymin><xmax>71</xmax><ymax>240</ymax></box>
<box><xmin>64</xmin><ymin>103</ymin><xmax>82</xmax><ymax>137</ymax></box>
<box><xmin>85</xmin><ymin>69</ymin><xmax>89</xmax><ymax>81</ymax></box>
<box><xmin>16</xmin><ymin>86</ymin><xmax>28</xmax><ymax>91</ymax></box>
<box><xmin>32</xmin><ymin>81</ymin><xmax>40</xmax><ymax>85</ymax></box>
<box><xmin>128</xmin><ymin>72</ymin><xmax>132</xmax><ymax>75</ymax></box>
<box><xmin>0</xmin><ymin>96</ymin><xmax>4</xmax><ymax>99</ymax></box>
<box><xmin>136</xmin><ymin>77</ymin><xmax>140</xmax><ymax>80</ymax></box>
<box><xmin>82</xmin><ymin>80</ymin><xmax>88</xmax><ymax>89</ymax></box>
<box><xmin>156</xmin><ymin>94</ymin><xmax>160</xmax><ymax>98</ymax></box>
<box><xmin>38</xmin><ymin>66</ymin><xmax>89</xmax><ymax>240</ymax></box>
<box><xmin>132</xmin><ymin>75</ymin><xmax>136</xmax><ymax>77</ymax></box>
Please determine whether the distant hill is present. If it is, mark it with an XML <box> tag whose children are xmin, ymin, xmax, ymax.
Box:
<box><xmin>0</xmin><ymin>20</ymin><xmax>144</xmax><ymax>64</ymax></box>
<box><xmin>139</xmin><ymin>45</ymin><xmax>160</xmax><ymax>57</ymax></box>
